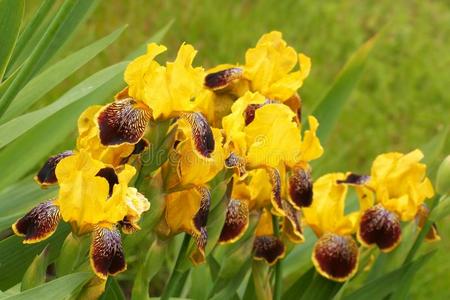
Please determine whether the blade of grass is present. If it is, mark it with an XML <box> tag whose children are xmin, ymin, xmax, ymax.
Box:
<box><xmin>0</xmin><ymin>0</ymin><xmax>24</xmax><ymax>80</ymax></box>
<box><xmin>0</xmin><ymin>0</ymin><xmax>78</xmax><ymax>117</ymax></box>
<box><xmin>4</xmin><ymin>0</ymin><xmax>56</xmax><ymax>77</ymax></box>
<box><xmin>311</xmin><ymin>34</ymin><xmax>379</xmax><ymax>144</ymax></box>
<box><xmin>1</xmin><ymin>25</ymin><xmax>126</xmax><ymax>121</ymax></box>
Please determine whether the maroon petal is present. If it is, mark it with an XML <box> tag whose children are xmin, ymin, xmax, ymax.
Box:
<box><xmin>34</xmin><ymin>151</ymin><xmax>74</xmax><ymax>186</ymax></box>
<box><xmin>180</xmin><ymin>112</ymin><xmax>215</xmax><ymax>158</ymax></box>
<box><xmin>90</xmin><ymin>225</ymin><xmax>126</xmax><ymax>279</ymax></box>
<box><xmin>313</xmin><ymin>233</ymin><xmax>359</xmax><ymax>282</ymax></box>
<box><xmin>97</xmin><ymin>99</ymin><xmax>152</xmax><ymax>146</ymax></box>
<box><xmin>219</xmin><ymin>199</ymin><xmax>249</xmax><ymax>244</ymax></box>
<box><xmin>95</xmin><ymin>167</ymin><xmax>119</xmax><ymax>197</ymax></box>
<box><xmin>282</xmin><ymin>201</ymin><xmax>304</xmax><ymax>243</ymax></box>
<box><xmin>336</xmin><ymin>173</ymin><xmax>370</xmax><ymax>185</ymax></box>
<box><xmin>358</xmin><ymin>204</ymin><xmax>402</xmax><ymax>252</ymax></box>
<box><xmin>288</xmin><ymin>166</ymin><xmax>313</xmax><ymax>208</ymax></box>
<box><xmin>193</xmin><ymin>186</ymin><xmax>211</xmax><ymax>232</ymax></box>
<box><xmin>266</xmin><ymin>167</ymin><xmax>284</xmax><ymax>216</ymax></box>
<box><xmin>12</xmin><ymin>201</ymin><xmax>61</xmax><ymax>244</ymax></box>
<box><xmin>415</xmin><ymin>204</ymin><xmax>441</xmax><ymax>242</ymax></box>
<box><xmin>204</xmin><ymin>67</ymin><xmax>243</xmax><ymax>90</ymax></box>
<box><xmin>253</xmin><ymin>235</ymin><xmax>285</xmax><ymax>265</ymax></box>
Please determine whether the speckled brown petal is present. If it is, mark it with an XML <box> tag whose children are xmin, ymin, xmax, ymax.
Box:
<box><xmin>204</xmin><ymin>67</ymin><xmax>243</xmax><ymax>90</ymax></box>
<box><xmin>90</xmin><ymin>225</ymin><xmax>126</xmax><ymax>279</ymax></box>
<box><xmin>336</xmin><ymin>173</ymin><xmax>370</xmax><ymax>185</ymax></box>
<box><xmin>288</xmin><ymin>166</ymin><xmax>313</xmax><ymax>208</ymax></box>
<box><xmin>282</xmin><ymin>201</ymin><xmax>304</xmax><ymax>243</ymax></box>
<box><xmin>358</xmin><ymin>204</ymin><xmax>401</xmax><ymax>252</ymax></box>
<box><xmin>219</xmin><ymin>199</ymin><xmax>249</xmax><ymax>244</ymax></box>
<box><xmin>97</xmin><ymin>98</ymin><xmax>152</xmax><ymax>146</ymax></box>
<box><xmin>34</xmin><ymin>151</ymin><xmax>74</xmax><ymax>186</ymax></box>
<box><xmin>267</xmin><ymin>167</ymin><xmax>284</xmax><ymax>216</ymax></box>
<box><xmin>12</xmin><ymin>200</ymin><xmax>61</xmax><ymax>244</ymax></box>
<box><xmin>415</xmin><ymin>204</ymin><xmax>441</xmax><ymax>242</ymax></box>
<box><xmin>312</xmin><ymin>233</ymin><xmax>359</xmax><ymax>282</ymax></box>
<box><xmin>243</xmin><ymin>99</ymin><xmax>276</xmax><ymax>125</ymax></box>
<box><xmin>180</xmin><ymin>112</ymin><xmax>215</xmax><ymax>158</ymax></box>
<box><xmin>192</xmin><ymin>186</ymin><xmax>211</xmax><ymax>233</ymax></box>
<box><xmin>224</xmin><ymin>152</ymin><xmax>247</xmax><ymax>178</ymax></box>
<box><xmin>253</xmin><ymin>235</ymin><xmax>285</xmax><ymax>265</ymax></box>
<box><xmin>96</xmin><ymin>167</ymin><xmax>118</xmax><ymax>197</ymax></box>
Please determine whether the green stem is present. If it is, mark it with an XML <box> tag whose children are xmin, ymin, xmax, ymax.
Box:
<box><xmin>403</xmin><ymin>195</ymin><xmax>441</xmax><ymax>265</ymax></box>
<box><xmin>272</xmin><ymin>215</ymin><xmax>282</xmax><ymax>300</ymax></box>
<box><xmin>0</xmin><ymin>0</ymin><xmax>77</xmax><ymax>117</ymax></box>
<box><xmin>161</xmin><ymin>234</ymin><xmax>191</xmax><ymax>300</ymax></box>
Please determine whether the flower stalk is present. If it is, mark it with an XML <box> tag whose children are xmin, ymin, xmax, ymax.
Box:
<box><xmin>272</xmin><ymin>215</ymin><xmax>282</xmax><ymax>300</ymax></box>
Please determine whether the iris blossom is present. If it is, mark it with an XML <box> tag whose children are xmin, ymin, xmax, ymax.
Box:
<box><xmin>357</xmin><ymin>150</ymin><xmax>435</xmax><ymax>252</ymax></box>
<box><xmin>303</xmin><ymin>173</ymin><xmax>372</xmax><ymax>282</ymax></box>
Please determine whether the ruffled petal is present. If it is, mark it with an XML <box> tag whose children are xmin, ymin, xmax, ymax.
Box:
<box><xmin>224</xmin><ymin>152</ymin><xmax>247</xmax><ymax>179</ymax></box>
<box><xmin>12</xmin><ymin>200</ymin><xmax>61</xmax><ymax>244</ymax></box>
<box><xmin>358</xmin><ymin>204</ymin><xmax>402</xmax><ymax>252</ymax></box>
<box><xmin>219</xmin><ymin>199</ymin><xmax>249</xmax><ymax>244</ymax></box>
<box><xmin>90</xmin><ymin>225</ymin><xmax>126</xmax><ymax>279</ymax></box>
<box><xmin>34</xmin><ymin>151</ymin><xmax>74</xmax><ymax>187</ymax></box>
<box><xmin>266</xmin><ymin>167</ymin><xmax>284</xmax><ymax>216</ymax></box>
<box><xmin>312</xmin><ymin>233</ymin><xmax>359</xmax><ymax>282</ymax></box>
<box><xmin>282</xmin><ymin>200</ymin><xmax>304</xmax><ymax>243</ymax></box>
<box><xmin>97</xmin><ymin>99</ymin><xmax>152</xmax><ymax>146</ymax></box>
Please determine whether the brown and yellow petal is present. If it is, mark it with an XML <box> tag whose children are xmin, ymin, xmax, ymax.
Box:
<box><xmin>282</xmin><ymin>201</ymin><xmax>304</xmax><ymax>243</ymax></box>
<box><xmin>118</xmin><ymin>216</ymin><xmax>140</xmax><ymax>235</ymax></box>
<box><xmin>357</xmin><ymin>204</ymin><xmax>402</xmax><ymax>252</ymax></box>
<box><xmin>34</xmin><ymin>151</ymin><xmax>74</xmax><ymax>187</ymax></box>
<box><xmin>180</xmin><ymin>112</ymin><xmax>215</xmax><ymax>158</ymax></box>
<box><xmin>336</xmin><ymin>173</ymin><xmax>370</xmax><ymax>185</ymax></box>
<box><xmin>253</xmin><ymin>235</ymin><xmax>285</xmax><ymax>265</ymax></box>
<box><xmin>12</xmin><ymin>200</ymin><xmax>61</xmax><ymax>244</ymax></box>
<box><xmin>97</xmin><ymin>99</ymin><xmax>152</xmax><ymax>146</ymax></box>
<box><xmin>192</xmin><ymin>186</ymin><xmax>211</xmax><ymax>233</ymax></box>
<box><xmin>266</xmin><ymin>167</ymin><xmax>284</xmax><ymax>216</ymax></box>
<box><xmin>288</xmin><ymin>166</ymin><xmax>313</xmax><ymax>208</ymax></box>
<box><xmin>190</xmin><ymin>227</ymin><xmax>208</xmax><ymax>265</ymax></box>
<box><xmin>219</xmin><ymin>199</ymin><xmax>249</xmax><ymax>244</ymax></box>
<box><xmin>90</xmin><ymin>225</ymin><xmax>126</xmax><ymax>279</ymax></box>
<box><xmin>224</xmin><ymin>152</ymin><xmax>247</xmax><ymax>179</ymax></box>
<box><xmin>312</xmin><ymin>233</ymin><xmax>359</xmax><ymax>282</ymax></box>
<box><xmin>204</xmin><ymin>67</ymin><xmax>243</xmax><ymax>91</ymax></box>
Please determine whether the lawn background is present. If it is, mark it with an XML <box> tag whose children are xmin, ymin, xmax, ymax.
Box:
<box><xmin>24</xmin><ymin>0</ymin><xmax>450</xmax><ymax>298</ymax></box>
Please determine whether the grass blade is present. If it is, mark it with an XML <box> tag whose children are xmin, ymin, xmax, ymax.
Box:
<box><xmin>0</xmin><ymin>0</ymin><xmax>24</xmax><ymax>80</ymax></box>
<box><xmin>1</xmin><ymin>26</ymin><xmax>126</xmax><ymax>121</ymax></box>
<box><xmin>0</xmin><ymin>0</ymin><xmax>78</xmax><ymax>117</ymax></box>
<box><xmin>311</xmin><ymin>34</ymin><xmax>378</xmax><ymax>144</ymax></box>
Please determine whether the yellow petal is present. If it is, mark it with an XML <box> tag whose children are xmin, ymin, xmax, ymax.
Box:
<box><xmin>299</xmin><ymin>116</ymin><xmax>324</xmax><ymax>162</ymax></box>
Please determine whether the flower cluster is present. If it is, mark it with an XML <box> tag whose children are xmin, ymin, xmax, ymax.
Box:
<box><xmin>13</xmin><ymin>30</ymin><xmax>439</xmax><ymax>286</ymax></box>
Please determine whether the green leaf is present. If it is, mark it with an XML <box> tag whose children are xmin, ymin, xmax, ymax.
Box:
<box><xmin>0</xmin><ymin>62</ymin><xmax>127</xmax><ymax>148</ymax></box>
<box><xmin>20</xmin><ymin>246</ymin><xmax>49</xmax><ymax>291</ymax></box>
<box><xmin>4</xmin><ymin>272</ymin><xmax>90</xmax><ymax>300</ymax></box>
<box><xmin>29</xmin><ymin>0</ymin><xmax>99</xmax><ymax>77</ymax></box>
<box><xmin>4</xmin><ymin>0</ymin><xmax>56</xmax><ymax>76</ymax></box>
<box><xmin>100</xmin><ymin>277</ymin><xmax>126</xmax><ymax>300</ymax></box>
<box><xmin>283</xmin><ymin>267</ymin><xmax>315</xmax><ymax>299</ymax></box>
<box><xmin>55</xmin><ymin>233</ymin><xmax>89</xmax><ymax>277</ymax></box>
<box><xmin>131</xmin><ymin>239</ymin><xmax>167</xmax><ymax>300</ymax></box>
<box><xmin>342</xmin><ymin>251</ymin><xmax>435</xmax><ymax>300</ymax></box>
<box><xmin>0</xmin><ymin>64</ymin><xmax>126</xmax><ymax>190</ymax></box>
<box><xmin>2</xmin><ymin>26</ymin><xmax>126</xmax><ymax>121</ymax></box>
<box><xmin>0</xmin><ymin>0</ymin><xmax>24</xmax><ymax>80</ymax></box>
<box><xmin>0</xmin><ymin>225</ymin><xmax>70</xmax><ymax>290</ymax></box>
<box><xmin>420</xmin><ymin>126</ymin><xmax>449</xmax><ymax>176</ymax></box>
<box><xmin>0</xmin><ymin>0</ymin><xmax>79</xmax><ymax>116</ymax></box>
<box><xmin>300</xmin><ymin>273</ymin><xmax>343</xmax><ymax>300</ymax></box>
<box><xmin>311</xmin><ymin>34</ymin><xmax>378</xmax><ymax>143</ymax></box>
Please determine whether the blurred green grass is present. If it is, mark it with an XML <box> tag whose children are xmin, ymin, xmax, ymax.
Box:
<box><xmin>25</xmin><ymin>0</ymin><xmax>450</xmax><ymax>298</ymax></box>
